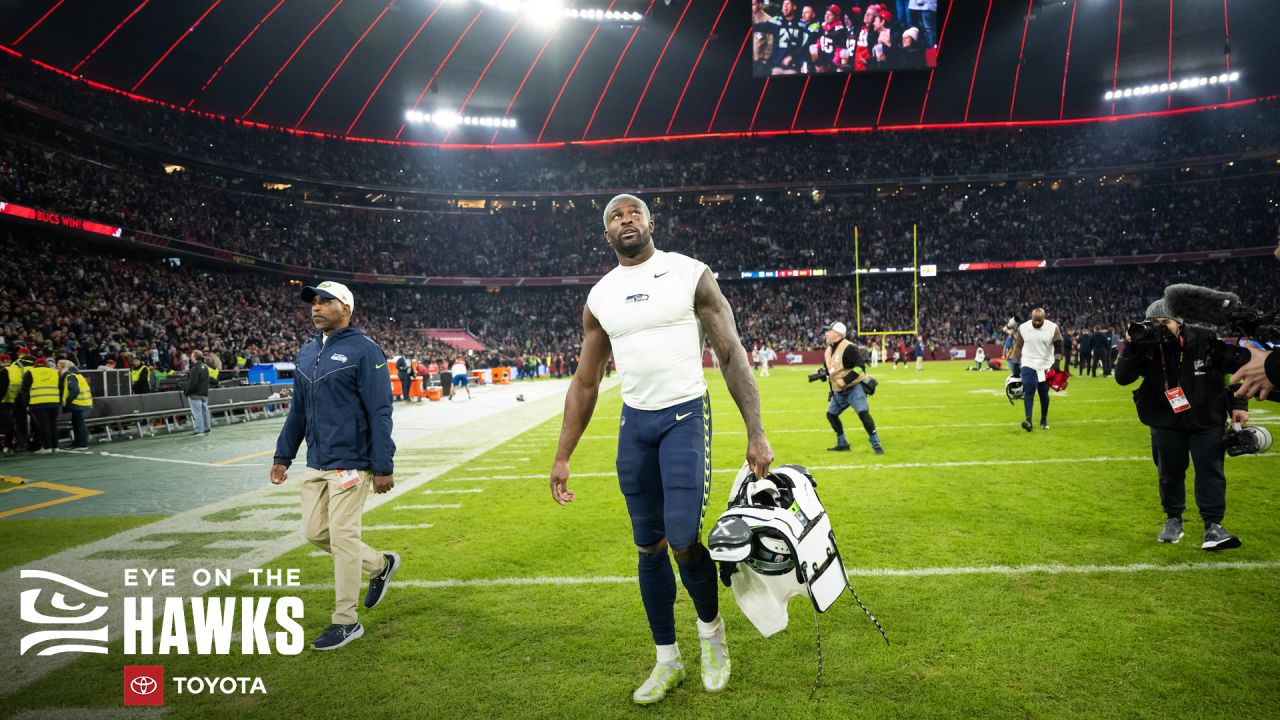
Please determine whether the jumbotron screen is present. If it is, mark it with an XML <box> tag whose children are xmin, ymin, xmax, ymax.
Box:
<box><xmin>752</xmin><ymin>1</ymin><xmax>941</xmax><ymax>77</ymax></box>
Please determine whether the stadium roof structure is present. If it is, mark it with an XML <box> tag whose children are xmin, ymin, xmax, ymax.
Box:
<box><xmin>3</xmin><ymin>0</ymin><xmax>1278</xmax><ymax>148</ymax></box>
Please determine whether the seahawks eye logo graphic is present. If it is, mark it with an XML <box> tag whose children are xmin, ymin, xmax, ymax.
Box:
<box><xmin>19</xmin><ymin>570</ymin><xmax>110</xmax><ymax>656</ymax></box>
<box><xmin>625</xmin><ymin>294</ymin><xmax>650</xmax><ymax>304</ymax></box>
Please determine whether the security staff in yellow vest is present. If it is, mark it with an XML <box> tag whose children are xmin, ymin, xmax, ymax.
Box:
<box><xmin>822</xmin><ymin>321</ymin><xmax>884</xmax><ymax>455</ymax></box>
<box><xmin>1</xmin><ymin>353</ymin><xmax>29</xmax><ymax>453</ymax></box>
<box><xmin>23</xmin><ymin>357</ymin><xmax>62</xmax><ymax>454</ymax></box>
<box><xmin>58</xmin><ymin>359</ymin><xmax>93</xmax><ymax>449</ymax></box>
<box><xmin>206</xmin><ymin>350</ymin><xmax>222</xmax><ymax>384</ymax></box>
<box><xmin>128</xmin><ymin>355</ymin><xmax>153</xmax><ymax>395</ymax></box>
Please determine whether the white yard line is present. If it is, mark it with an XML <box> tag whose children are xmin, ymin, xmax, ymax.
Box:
<box><xmin>421</xmin><ymin>488</ymin><xmax>485</xmax><ymax>495</ymax></box>
<box><xmin>291</xmin><ymin>560</ymin><xmax>1280</xmax><ymax>591</ymax></box>
<box><xmin>577</xmin><ymin>417</ymin><xmax>1146</xmax><ymax>440</ymax></box>
<box><xmin>442</xmin><ymin>453</ymin><xmax>1278</xmax><ymax>482</ymax></box>
<box><xmin>392</xmin><ymin>504</ymin><xmax>462</xmax><ymax>510</ymax></box>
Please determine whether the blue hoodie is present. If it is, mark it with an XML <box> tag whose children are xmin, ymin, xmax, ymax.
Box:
<box><xmin>274</xmin><ymin>327</ymin><xmax>396</xmax><ymax>475</ymax></box>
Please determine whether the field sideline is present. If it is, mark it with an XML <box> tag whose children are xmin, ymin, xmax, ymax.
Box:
<box><xmin>3</xmin><ymin>362</ymin><xmax>1278</xmax><ymax>719</ymax></box>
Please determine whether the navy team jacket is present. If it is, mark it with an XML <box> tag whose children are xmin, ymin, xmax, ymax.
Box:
<box><xmin>273</xmin><ymin>327</ymin><xmax>395</xmax><ymax>475</ymax></box>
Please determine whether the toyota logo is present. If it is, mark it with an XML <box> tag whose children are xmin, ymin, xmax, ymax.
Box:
<box><xmin>130</xmin><ymin>677</ymin><xmax>158</xmax><ymax>696</ymax></box>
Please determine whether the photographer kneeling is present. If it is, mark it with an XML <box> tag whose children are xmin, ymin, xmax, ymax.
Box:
<box><xmin>1115</xmin><ymin>300</ymin><xmax>1249</xmax><ymax>550</ymax></box>
<box><xmin>816</xmin><ymin>322</ymin><xmax>883</xmax><ymax>455</ymax></box>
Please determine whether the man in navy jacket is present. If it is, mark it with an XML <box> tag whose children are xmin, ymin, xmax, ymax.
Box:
<box><xmin>271</xmin><ymin>281</ymin><xmax>401</xmax><ymax>651</ymax></box>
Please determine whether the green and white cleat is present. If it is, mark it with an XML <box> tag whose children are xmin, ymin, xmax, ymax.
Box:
<box><xmin>632</xmin><ymin>661</ymin><xmax>685</xmax><ymax>704</ymax></box>
<box><xmin>700</xmin><ymin>638</ymin><xmax>731</xmax><ymax>692</ymax></box>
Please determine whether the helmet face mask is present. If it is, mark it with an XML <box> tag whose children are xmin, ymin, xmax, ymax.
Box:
<box><xmin>746</xmin><ymin>476</ymin><xmax>794</xmax><ymax>509</ymax></box>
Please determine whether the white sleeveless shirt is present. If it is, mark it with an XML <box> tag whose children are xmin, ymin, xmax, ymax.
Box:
<box><xmin>1018</xmin><ymin>319</ymin><xmax>1059</xmax><ymax>374</ymax></box>
<box><xmin>586</xmin><ymin>250</ymin><xmax>708</xmax><ymax>410</ymax></box>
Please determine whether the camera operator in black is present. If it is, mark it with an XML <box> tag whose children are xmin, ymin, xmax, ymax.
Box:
<box><xmin>1115</xmin><ymin>300</ymin><xmax>1249</xmax><ymax>550</ymax></box>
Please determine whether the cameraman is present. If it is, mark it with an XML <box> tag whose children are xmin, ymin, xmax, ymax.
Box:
<box><xmin>1114</xmin><ymin>300</ymin><xmax>1249</xmax><ymax>550</ymax></box>
<box><xmin>819</xmin><ymin>321</ymin><xmax>884</xmax><ymax>455</ymax></box>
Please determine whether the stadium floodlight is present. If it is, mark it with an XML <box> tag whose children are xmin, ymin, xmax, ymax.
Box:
<box><xmin>404</xmin><ymin>110</ymin><xmax>516</xmax><ymax>129</ymax></box>
<box><xmin>468</xmin><ymin>1</ymin><xmax>640</xmax><ymax>22</ymax></box>
<box><xmin>1106</xmin><ymin>71</ymin><xmax>1240</xmax><ymax>101</ymax></box>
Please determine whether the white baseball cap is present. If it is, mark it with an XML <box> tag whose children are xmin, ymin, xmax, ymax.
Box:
<box><xmin>824</xmin><ymin>321</ymin><xmax>847</xmax><ymax>336</ymax></box>
<box><xmin>301</xmin><ymin>281</ymin><xmax>355</xmax><ymax>313</ymax></box>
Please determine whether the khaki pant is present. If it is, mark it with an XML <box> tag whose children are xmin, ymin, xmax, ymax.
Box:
<box><xmin>301</xmin><ymin>469</ymin><xmax>387</xmax><ymax>624</ymax></box>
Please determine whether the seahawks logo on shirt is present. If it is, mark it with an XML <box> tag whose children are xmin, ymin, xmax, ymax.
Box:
<box><xmin>625</xmin><ymin>294</ymin><xmax>650</xmax><ymax>303</ymax></box>
<box><xmin>330</xmin><ymin>353</ymin><xmax>348</xmax><ymax>362</ymax></box>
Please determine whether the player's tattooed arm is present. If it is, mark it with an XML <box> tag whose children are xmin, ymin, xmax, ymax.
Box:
<box><xmin>694</xmin><ymin>268</ymin><xmax>774</xmax><ymax>477</ymax></box>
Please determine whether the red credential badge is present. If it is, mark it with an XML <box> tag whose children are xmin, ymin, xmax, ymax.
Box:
<box><xmin>1164</xmin><ymin>387</ymin><xmax>1191</xmax><ymax>413</ymax></box>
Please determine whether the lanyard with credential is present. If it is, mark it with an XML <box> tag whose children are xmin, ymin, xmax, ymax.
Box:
<box><xmin>1157</xmin><ymin>338</ymin><xmax>1191</xmax><ymax>413</ymax></box>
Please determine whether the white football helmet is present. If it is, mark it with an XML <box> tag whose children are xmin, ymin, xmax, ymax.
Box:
<box><xmin>1005</xmin><ymin>374</ymin><xmax>1024</xmax><ymax>404</ymax></box>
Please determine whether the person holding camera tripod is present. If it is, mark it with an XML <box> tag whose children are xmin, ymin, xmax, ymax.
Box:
<box><xmin>818</xmin><ymin>321</ymin><xmax>883</xmax><ymax>455</ymax></box>
<box><xmin>1115</xmin><ymin>299</ymin><xmax>1249</xmax><ymax>550</ymax></box>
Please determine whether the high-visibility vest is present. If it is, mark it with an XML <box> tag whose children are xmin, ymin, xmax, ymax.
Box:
<box><xmin>131</xmin><ymin>366</ymin><xmax>145</xmax><ymax>383</ymax></box>
<box><xmin>27</xmin><ymin>366</ymin><xmax>61</xmax><ymax>405</ymax></box>
<box><xmin>208</xmin><ymin>366</ymin><xmax>220</xmax><ymax>381</ymax></box>
<box><xmin>823</xmin><ymin>339</ymin><xmax>861</xmax><ymax>392</ymax></box>
<box><xmin>61</xmin><ymin>372</ymin><xmax>93</xmax><ymax>408</ymax></box>
<box><xmin>2</xmin><ymin>364</ymin><xmax>21</xmax><ymax>403</ymax></box>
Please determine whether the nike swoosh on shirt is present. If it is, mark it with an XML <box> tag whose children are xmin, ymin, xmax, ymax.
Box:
<box><xmin>654</xmin><ymin>271</ymin><xmax>669</xmax><ymax>278</ymax></box>
<box><xmin>675</xmin><ymin>411</ymin><xmax>693</xmax><ymax>422</ymax></box>
<box><xmin>375</xmin><ymin>362</ymin><xmax>386</xmax><ymax>369</ymax></box>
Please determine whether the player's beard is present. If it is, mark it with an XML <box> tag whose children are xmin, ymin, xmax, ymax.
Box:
<box><xmin>611</xmin><ymin>226</ymin><xmax>652</xmax><ymax>258</ymax></box>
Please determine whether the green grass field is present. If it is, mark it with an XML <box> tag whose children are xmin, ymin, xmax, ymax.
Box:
<box><xmin>5</xmin><ymin>362</ymin><xmax>1279</xmax><ymax>719</ymax></box>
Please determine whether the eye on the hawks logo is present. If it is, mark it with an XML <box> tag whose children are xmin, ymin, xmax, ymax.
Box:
<box><xmin>18</xmin><ymin>569</ymin><xmax>110</xmax><ymax>656</ymax></box>
<box><xmin>124</xmin><ymin>666</ymin><xmax>165</xmax><ymax>706</ymax></box>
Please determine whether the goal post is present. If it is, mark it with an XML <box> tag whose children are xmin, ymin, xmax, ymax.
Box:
<box><xmin>853</xmin><ymin>224</ymin><xmax>920</xmax><ymax>355</ymax></box>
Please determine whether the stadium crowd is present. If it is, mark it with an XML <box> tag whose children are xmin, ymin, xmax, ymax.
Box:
<box><xmin>3</xmin><ymin>230</ymin><xmax>1274</xmax><ymax>381</ymax></box>
<box><xmin>1</xmin><ymin>52</ymin><xmax>1276</xmax><ymax>392</ymax></box>
<box><xmin>2</xmin><ymin>131</ymin><xmax>1276</xmax><ymax>278</ymax></box>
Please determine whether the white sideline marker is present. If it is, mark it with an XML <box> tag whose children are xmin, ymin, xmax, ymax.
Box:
<box><xmin>393</xmin><ymin>503</ymin><xmax>462</xmax><ymax>510</ymax></box>
<box><xmin>421</xmin><ymin>488</ymin><xmax>485</xmax><ymax>495</ymax></box>
<box><xmin>93</xmin><ymin>450</ymin><xmax>267</xmax><ymax>467</ymax></box>
<box><xmin>364</xmin><ymin>523</ymin><xmax>436</xmax><ymax>531</ymax></box>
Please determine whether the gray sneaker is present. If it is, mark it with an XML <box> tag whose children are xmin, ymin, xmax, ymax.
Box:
<box><xmin>1201</xmin><ymin>523</ymin><xmax>1241</xmax><ymax>550</ymax></box>
<box><xmin>1157</xmin><ymin>517</ymin><xmax>1183</xmax><ymax>544</ymax></box>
